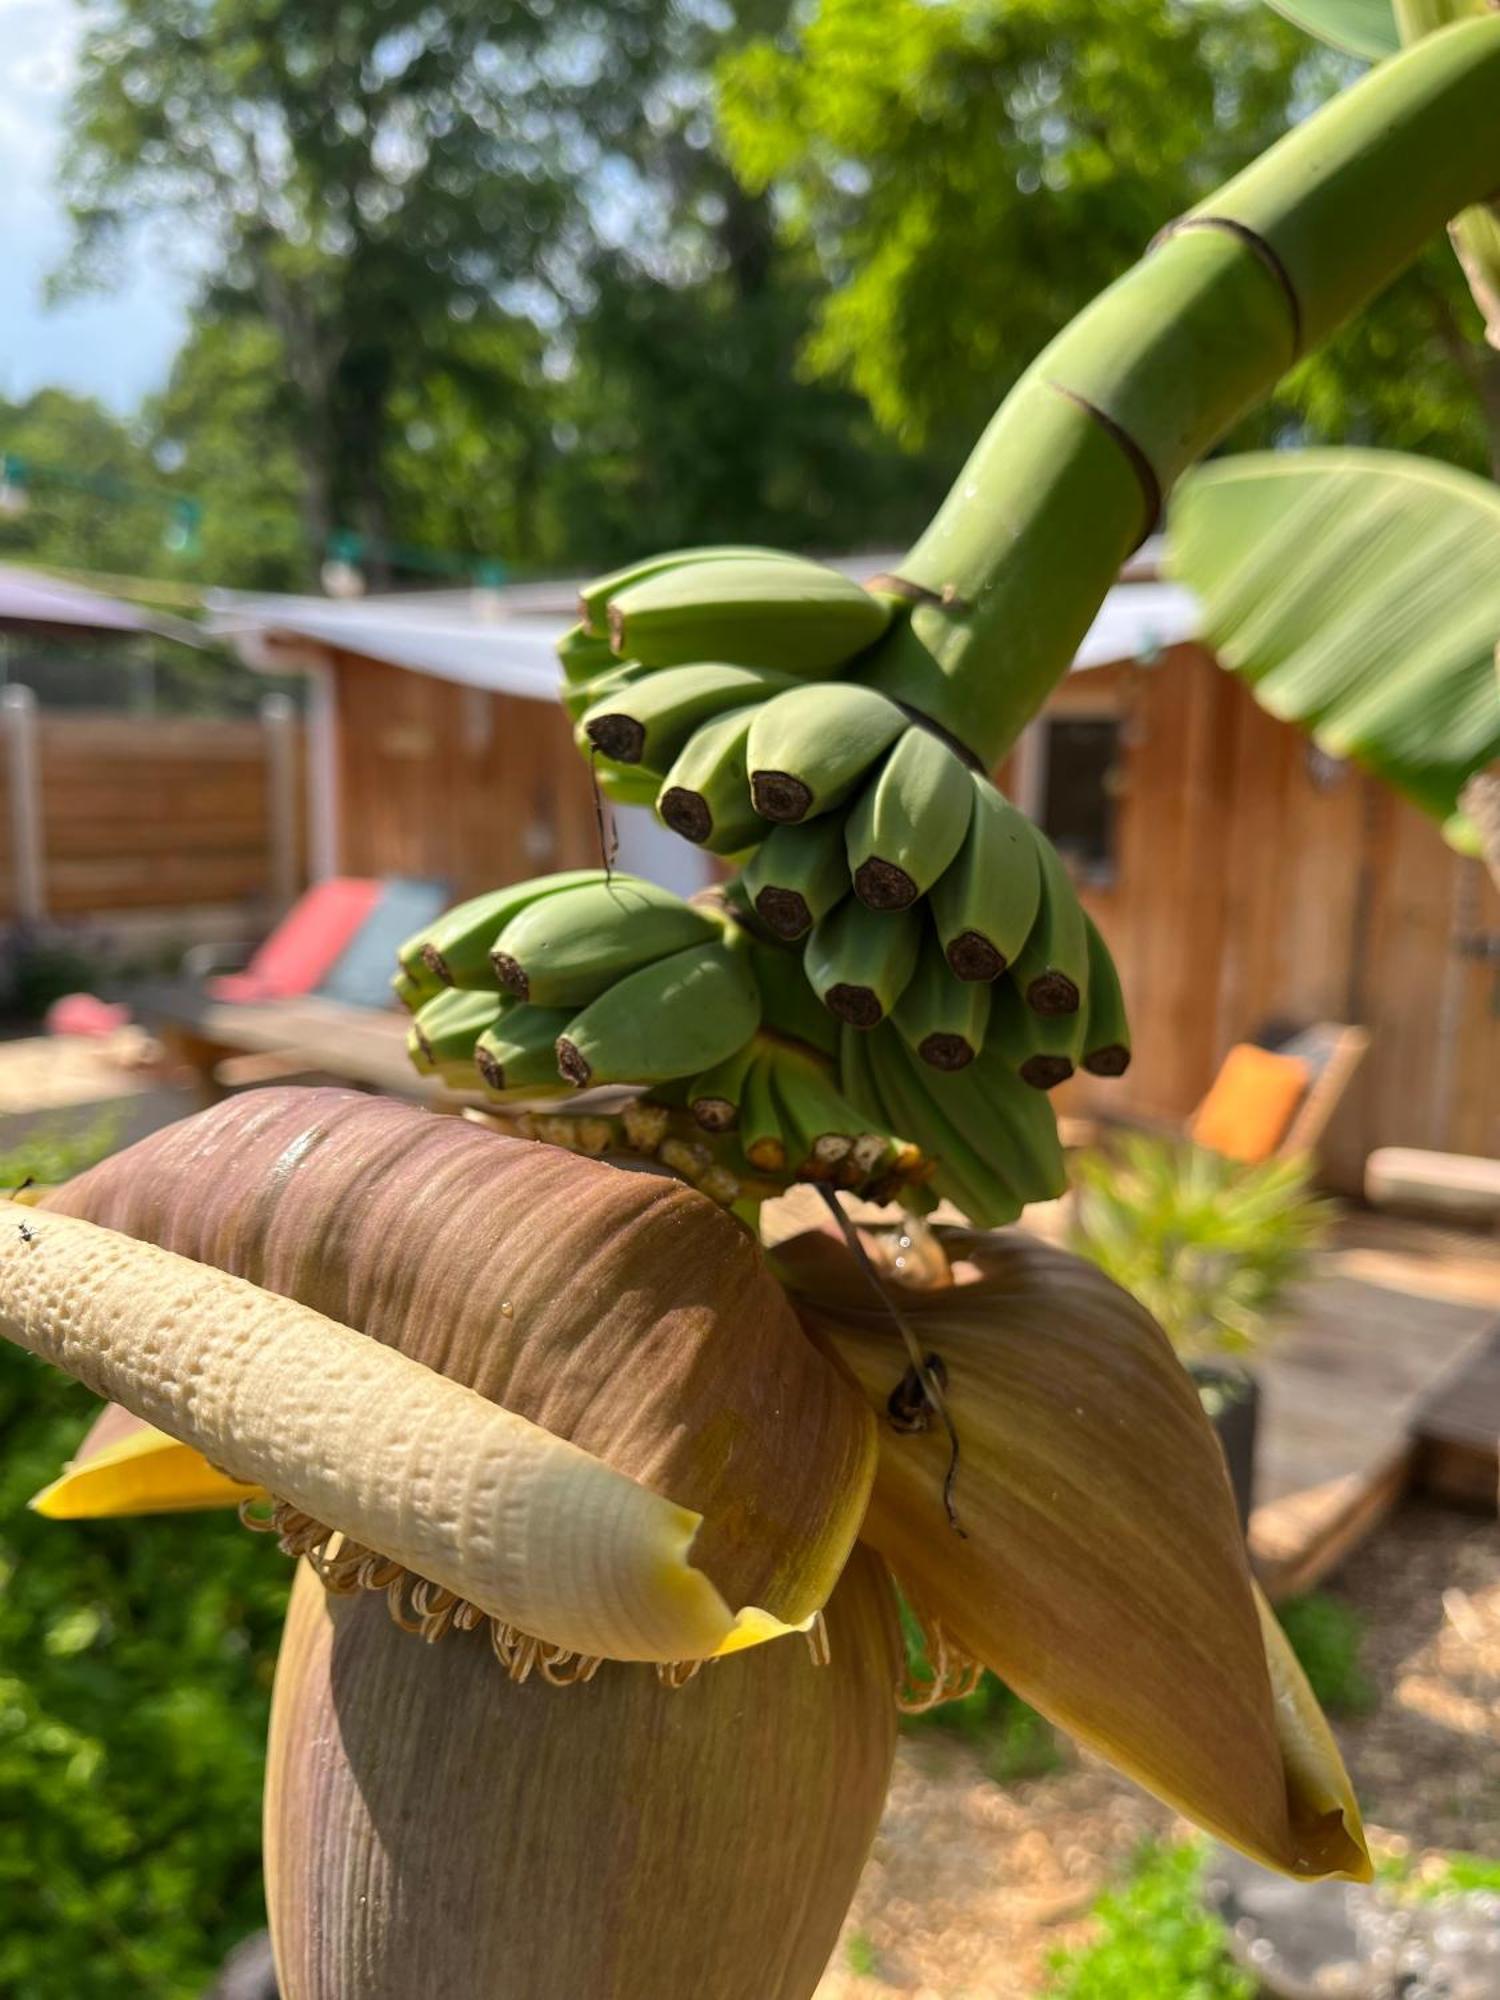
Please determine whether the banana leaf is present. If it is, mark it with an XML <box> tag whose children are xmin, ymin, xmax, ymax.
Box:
<box><xmin>1165</xmin><ymin>449</ymin><xmax>1500</xmax><ymax>851</ymax></box>
<box><xmin>1266</xmin><ymin>0</ymin><xmax>1398</xmax><ymax>59</ymax></box>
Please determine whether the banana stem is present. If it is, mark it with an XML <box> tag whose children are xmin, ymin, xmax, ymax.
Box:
<box><xmin>864</xmin><ymin>17</ymin><xmax>1500</xmax><ymax>762</ymax></box>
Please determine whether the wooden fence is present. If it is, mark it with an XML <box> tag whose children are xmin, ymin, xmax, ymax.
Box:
<box><xmin>0</xmin><ymin>688</ymin><xmax>304</xmax><ymax>925</ymax></box>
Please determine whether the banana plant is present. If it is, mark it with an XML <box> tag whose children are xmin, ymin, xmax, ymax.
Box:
<box><xmin>5</xmin><ymin>1092</ymin><xmax>1365</xmax><ymax>1999</ymax></box>
<box><xmin>8</xmin><ymin>22</ymin><xmax>1500</xmax><ymax>2000</ymax></box>
<box><xmin>1165</xmin><ymin>448</ymin><xmax>1500</xmax><ymax>856</ymax></box>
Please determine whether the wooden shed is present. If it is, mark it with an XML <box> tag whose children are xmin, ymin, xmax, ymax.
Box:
<box><xmin>222</xmin><ymin>564</ymin><xmax>1499</xmax><ymax>1195</ymax></box>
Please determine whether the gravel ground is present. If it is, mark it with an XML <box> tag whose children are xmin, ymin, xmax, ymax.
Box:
<box><xmin>814</xmin><ymin>1502</ymin><xmax>1500</xmax><ymax>1999</ymax></box>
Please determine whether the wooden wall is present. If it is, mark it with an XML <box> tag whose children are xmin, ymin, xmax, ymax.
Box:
<box><xmin>0</xmin><ymin>708</ymin><xmax>303</xmax><ymax>922</ymax></box>
<box><xmin>1049</xmin><ymin>646</ymin><xmax>1500</xmax><ymax>1189</ymax></box>
<box><xmin>329</xmin><ymin>651</ymin><xmax>602</xmax><ymax>902</ymax></box>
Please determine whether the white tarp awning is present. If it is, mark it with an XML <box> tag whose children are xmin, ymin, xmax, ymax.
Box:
<box><xmin>211</xmin><ymin>558</ymin><xmax>1201</xmax><ymax>703</ymax></box>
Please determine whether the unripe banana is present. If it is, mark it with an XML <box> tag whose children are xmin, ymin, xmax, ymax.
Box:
<box><xmin>408</xmin><ymin>987</ymin><xmax>506</xmax><ymax>1086</ymax></box>
<box><xmin>988</xmin><ymin>976</ymin><xmax>1085</xmax><ymax>1090</ymax></box>
<box><xmin>557</xmin><ymin>622</ymin><xmax>617</xmax><ymax>685</ymax></box>
<box><xmin>606</xmin><ymin>556</ymin><xmax>892</xmax><ymax>674</ymax></box>
<box><xmin>688</xmin><ymin>1042</ymin><xmax>759</xmax><ymax>1132</ymax></box>
<box><xmin>593</xmin><ymin>760</ymin><xmax>664</xmax><ymax>809</ymax></box>
<box><xmin>749</xmin><ymin>937</ymin><xmax>838</xmax><ymax>1059</ymax></box>
<box><xmin>967</xmin><ymin>1054</ymin><xmax>1069</xmax><ymax>1200</ymax></box>
<box><xmin>1079</xmin><ymin>915</ymin><xmax>1131</xmax><ymax>1078</ymax></box>
<box><xmin>745</xmin><ymin>684</ymin><xmax>907</xmax><ymax>825</ymax></box>
<box><xmin>742</xmin><ymin>817</ymin><xmax>850</xmax><ymax>942</ymax></box>
<box><xmin>392</xmin><ymin>967</ymin><xmax>439</xmax><ymax>1013</ymax></box>
<box><xmin>475</xmin><ymin>1006</ymin><xmax>577</xmax><ymax>1097</ymax></box>
<box><xmin>863</xmin><ymin>1025</ymin><xmax>1023</xmax><ymax>1227</ymax></box>
<box><xmin>492</xmin><ymin>877</ymin><xmax>720</xmax><ymax>1009</ymax></box>
<box><xmin>739</xmin><ymin>1053</ymin><xmax>788</xmax><ymax>1174</ymax></box>
<box><xmin>579</xmin><ymin>664</ymin><xmax>796</xmax><ymax>771</ymax></box>
<box><xmin>804</xmin><ymin>899</ymin><xmax>921</xmax><ymax>1029</ymax></box>
<box><xmin>930</xmin><ymin>777</ymin><xmax>1043</xmax><ymax>982</ymax></box>
<box><xmin>563</xmin><ymin>659</ymin><xmax>655</xmax><ymax>727</ymax></box>
<box><xmin>556</xmin><ymin>937</ymin><xmax>761</xmax><ymax>1088</ymax></box>
<box><xmin>1007</xmin><ymin>828</ymin><xmax>1090</xmax><ymax>1017</ymax></box>
<box><xmin>578</xmin><ymin>545</ymin><xmax>791</xmax><ymax>637</ymax></box>
<box><xmin>402</xmin><ymin>872</ymin><xmax>610</xmax><ymax>990</ymax></box>
<box><xmin>892</xmin><ymin>944</ymin><xmax>991</xmax><ymax>1071</ymax></box>
<box><xmin>657</xmin><ymin>707</ymin><xmax>764</xmax><ymax>853</ymax></box>
<box><xmin>845</xmin><ymin>727</ymin><xmax>974</xmax><ymax>912</ymax></box>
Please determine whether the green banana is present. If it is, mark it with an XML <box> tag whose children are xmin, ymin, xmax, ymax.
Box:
<box><xmin>988</xmin><ymin>976</ymin><xmax>1085</xmax><ymax>1090</ymax></box>
<box><xmin>562</xmin><ymin>658</ymin><xmax>656</xmax><ymax>727</ymax></box>
<box><xmin>914</xmin><ymin>1035</ymin><xmax>1069</xmax><ymax>1204</ymax></box>
<box><xmin>739</xmin><ymin>1052</ymin><xmax>788</xmax><ymax>1174</ymax></box>
<box><xmin>591</xmin><ymin>759</ymin><xmax>663</xmax><ymax>809</ymax></box>
<box><xmin>741</xmin><ymin>817</ymin><xmax>850</xmax><ymax>942</ymax></box>
<box><xmin>474</xmin><ymin>1005</ymin><xmax>576</xmax><ymax>1097</ymax></box>
<box><xmin>930</xmin><ymin>777</ymin><xmax>1044</xmax><ymax>982</ymax></box>
<box><xmin>687</xmin><ymin>1041</ymin><xmax>759</xmax><ymax>1132</ymax></box>
<box><xmin>555</xmin><ymin>936</ymin><xmax>761</xmax><ymax>1088</ymax></box>
<box><xmin>491</xmin><ymin>876</ymin><xmax>721</xmax><ymax>1008</ymax></box>
<box><xmin>407</xmin><ymin>987</ymin><xmax>506</xmax><ymax>1087</ymax></box>
<box><xmin>1007</xmin><ymin>828</ymin><xmax>1090</xmax><ymax>1017</ymax></box>
<box><xmin>578</xmin><ymin>545</ymin><xmax>790</xmax><ymax>637</ymax></box>
<box><xmin>656</xmin><ymin>706</ymin><xmax>764</xmax><ymax>853</ymax></box>
<box><xmin>892</xmin><ymin>944</ymin><xmax>991</xmax><ymax>1071</ymax></box>
<box><xmin>745</xmin><ymin>683</ymin><xmax>907</xmax><ymax>825</ymax></box>
<box><xmin>401</xmin><ymin>871</ymin><xmax>610</xmax><ymax>989</ymax></box>
<box><xmin>605</xmin><ymin>555</ymin><xmax>892</xmax><ymax>674</ymax></box>
<box><xmin>391</xmin><ymin>967</ymin><xmax>439</xmax><ymax>1013</ymax></box>
<box><xmin>557</xmin><ymin>623</ymin><xmax>617</xmax><ymax>685</ymax></box>
<box><xmin>864</xmin><ymin>1024</ymin><xmax>1022</xmax><ymax>1227</ymax></box>
<box><xmin>804</xmin><ymin>898</ymin><xmax>921</xmax><ymax>1028</ymax></box>
<box><xmin>845</xmin><ymin>726</ymin><xmax>975</xmax><ymax>911</ymax></box>
<box><xmin>749</xmin><ymin>937</ymin><xmax>838</xmax><ymax>1059</ymax></box>
<box><xmin>1079</xmin><ymin>915</ymin><xmax>1131</xmax><ymax>1078</ymax></box>
<box><xmin>578</xmin><ymin>663</ymin><xmax>796</xmax><ymax>771</ymax></box>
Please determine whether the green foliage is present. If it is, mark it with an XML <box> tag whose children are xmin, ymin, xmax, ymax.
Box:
<box><xmin>0</xmin><ymin>1124</ymin><xmax>284</xmax><ymax>1998</ymax></box>
<box><xmin>844</xmin><ymin>1929</ymin><xmax>880</xmax><ymax>1976</ymax></box>
<box><xmin>898</xmin><ymin>1595</ymin><xmax>1062</xmax><ymax>1783</ymax></box>
<box><xmin>0</xmin><ymin>390</ymin><xmax>175</xmax><ymax>579</ymax></box>
<box><xmin>1046</xmin><ymin>1842</ymin><xmax>1254</xmax><ymax>2000</ymax></box>
<box><xmin>1277</xmin><ymin>1593</ymin><xmax>1376</xmax><ymax>1716</ymax></box>
<box><xmin>1067</xmin><ymin>1135</ymin><xmax>1333</xmax><ymax>1362</ymax></box>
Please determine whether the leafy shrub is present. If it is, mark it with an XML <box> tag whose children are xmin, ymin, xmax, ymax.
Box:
<box><xmin>1277</xmin><ymin>1592</ymin><xmax>1375</xmax><ymax>1717</ymax></box>
<box><xmin>0</xmin><ymin>1122</ymin><xmax>284</xmax><ymax>1998</ymax></box>
<box><xmin>1068</xmin><ymin>1135</ymin><xmax>1334</xmax><ymax>1362</ymax></box>
<box><xmin>1046</xmin><ymin>1842</ymin><xmax>1253</xmax><ymax>1999</ymax></box>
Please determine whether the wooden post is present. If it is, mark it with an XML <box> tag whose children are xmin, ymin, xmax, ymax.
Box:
<box><xmin>2</xmin><ymin>684</ymin><xmax>45</xmax><ymax>922</ymax></box>
<box><xmin>260</xmin><ymin>692</ymin><xmax>300</xmax><ymax>912</ymax></box>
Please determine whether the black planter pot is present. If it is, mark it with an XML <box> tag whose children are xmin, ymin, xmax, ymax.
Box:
<box><xmin>1191</xmin><ymin>1364</ymin><xmax>1260</xmax><ymax>1536</ymax></box>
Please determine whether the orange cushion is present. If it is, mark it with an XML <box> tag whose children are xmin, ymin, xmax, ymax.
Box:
<box><xmin>1189</xmin><ymin>1044</ymin><xmax>1309</xmax><ymax>1163</ymax></box>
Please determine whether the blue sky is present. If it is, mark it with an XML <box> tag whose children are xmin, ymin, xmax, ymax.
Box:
<box><xmin>1</xmin><ymin>0</ymin><xmax>189</xmax><ymax>413</ymax></box>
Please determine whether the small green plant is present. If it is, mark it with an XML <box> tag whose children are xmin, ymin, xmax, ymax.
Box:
<box><xmin>1277</xmin><ymin>1593</ymin><xmax>1375</xmax><ymax>1717</ymax></box>
<box><xmin>0</xmin><ymin>1116</ymin><xmax>122</xmax><ymax>1193</ymax></box>
<box><xmin>844</xmin><ymin>1930</ymin><xmax>880</xmax><ymax>1977</ymax></box>
<box><xmin>1046</xmin><ymin>1842</ymin><xmax>1254</xmax><ymax>2000</ymax></box>
<box><xmin>1068</xmin><ymin>1136</ymin><xmax>1334</xmax><ymax>1362</ymax></box>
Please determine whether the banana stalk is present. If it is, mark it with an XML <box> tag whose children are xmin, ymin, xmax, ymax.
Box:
<box><xmin>864</xmin><ymin>19</ymin><xmax>1500</xmax><ymax>759</ymax></box>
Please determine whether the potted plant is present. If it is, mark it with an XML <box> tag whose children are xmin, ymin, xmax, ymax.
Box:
<box><xmin>1067</xmin><ymin>1134</ymin><xmax>1335</xmax><ymax>1527</ymax></box>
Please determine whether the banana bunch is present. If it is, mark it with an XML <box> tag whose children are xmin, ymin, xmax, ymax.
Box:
<box><xmin>396</xmin><ymin>878</ymin><xmax>931</xmax><ymax>1204</ymax></box>
<box><xmin>561</xmin><ymin>549</ymin><xmax>1126</xmax><ymax>1064</ymax></box>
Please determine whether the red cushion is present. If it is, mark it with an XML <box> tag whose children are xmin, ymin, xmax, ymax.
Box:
<box><xmin>209</xmin><ymin>878</ymin><xmax>381</xmax><ymax>1002</ymax></box>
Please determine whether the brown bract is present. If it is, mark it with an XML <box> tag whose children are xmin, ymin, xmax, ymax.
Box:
<box><xmin>266</xmin><ymin>1547</ymin><xmax>900</xmax><ymax>2000</ymax></box>
<box><xmin>46</xmin><ymin>1087</ymin><xmax>875</xmax><ymax>1633</ymax></box>
<box><xmin>778</xmin><ymin>1223</ymin><xmax>1369</xmax><ymax>1882</ymax></box>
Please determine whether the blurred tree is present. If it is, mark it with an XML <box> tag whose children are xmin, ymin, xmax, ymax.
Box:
<box><xmin>0</xmin><ymin>390</ymin><xmax>167</xmax><ymax>577</ymax></box>
<box><xmin>717</xmin><ymin>0</ymin><xmax>1494</xmax><ymax>473</ymax></box>
<box><xmin>58</xmin><ymin>0</ymin><xmax>690</xmax><ymax>574</ymax></box>
<box><xmin>147</xmin><ymin>319</ymin><xmax>307</xmax><ymax>592</ymax></box>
